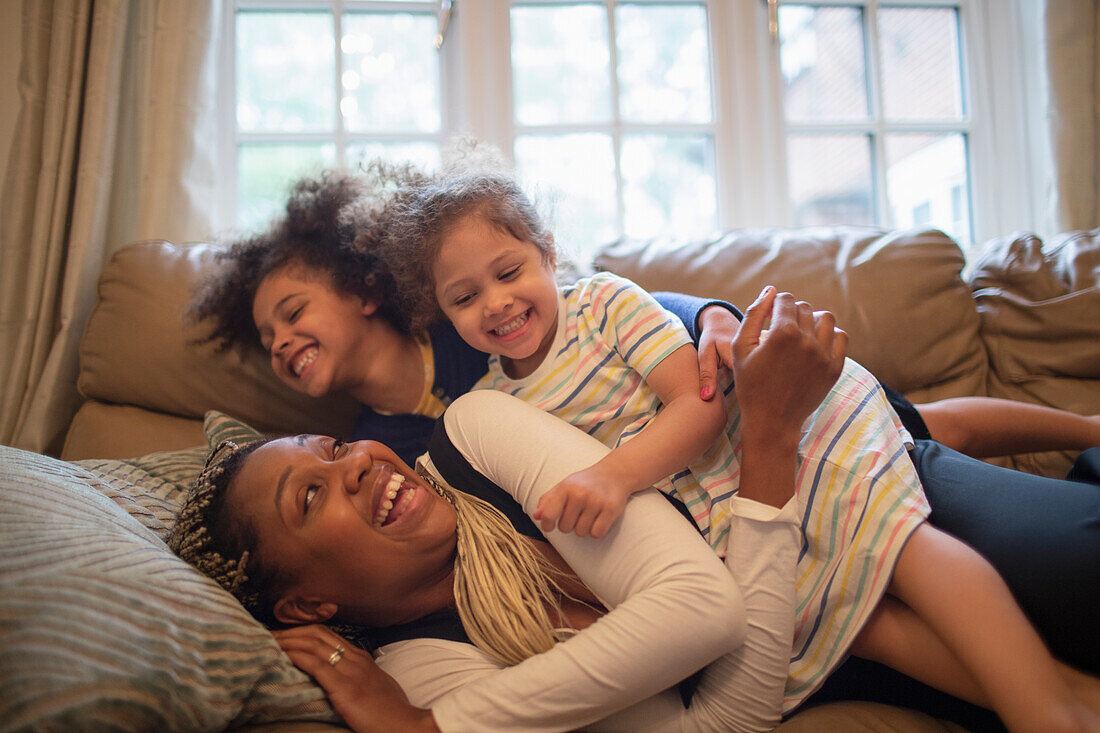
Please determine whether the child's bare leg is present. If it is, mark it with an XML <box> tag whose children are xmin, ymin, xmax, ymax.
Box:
<box><xmin>854</xmin><ymin>595</ymin><xmax>1100</xmax><ymax>714</ymax></box>
<box><xmin>890</xmin><ymin>523</ymin><xmax>1093</xmax><ymax>732</ymax></box>
<box><xmin>916</xmin><ymin>397</ymin><xmax>1100</xmax><ymax>458</ymax></box>
<box><xmin>851</xmin><ymin>595</ymin><xmax>988</xmax><ymax>707</ymax></box>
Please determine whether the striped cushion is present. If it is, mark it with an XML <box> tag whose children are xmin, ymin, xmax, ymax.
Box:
<box><xmin>0</xmin><ymin>444</ymin><xmax>341</xmax><ymax>730</ymax></box>
<box><xmin>202</xmin><ymin>410</ymin><xmax>266</xmax><ymax>450</ymax></box>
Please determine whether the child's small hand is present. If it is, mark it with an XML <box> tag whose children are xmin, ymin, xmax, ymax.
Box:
<box><xmin>533</xmin><ymin>466</ymin><xmax>630</xmax><ymax>539</ymax></box>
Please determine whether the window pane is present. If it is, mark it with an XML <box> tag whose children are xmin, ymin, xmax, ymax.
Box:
<box><xmin>346</xmin><ymin>141</ymin><xmax>441</xmax><ymax>172</ymax></box>
<box><xmin>786</xmin><ymin>134</ymin><xmax>874</xmax><ymax>226</ymax></box>
<box><xmin>616</xmin><ymin>4</ymin><xmax>712</xmax><ymax>124</ymax></box>
<box><xmin>779</xmin><ymin>5</ymin><xmax>868</xmax><ymax>122</ymax></box>
<box><xmin>885</xmin><ymin>134</ymin><xmax>970</xmax><ymax>246</ymax></box>
<box><xmin>514</xmin><ymin>134</ymin><xmax>617</xmax><ymax>262</ymax></box>
<box><xmin>237</xmin><ymin>12</ymin><xmax>334</xmax><ymax>132</ymax></box>
<box><xmin>342</xmin><ymin>13</ymin><xmax>440</xmax><ymax>133</ymax></box>
<box><xmin>879</xmin><ymin>8</ymin><xmax>963</xmax><ymax>121</ymax></box>
<box><xmin>511</xmin><ymin>5</ymin><xmax>611</xmax><ymax>125</ymax></box>
<box><xmin>237</xmin><ymin>143</ymin><xmax>336</xmax><ymax>231</ymax></box>
<box><xmin>621</xmin><ymin>134</ymin><xmax>715</xmax><ymax>237</ymax></box>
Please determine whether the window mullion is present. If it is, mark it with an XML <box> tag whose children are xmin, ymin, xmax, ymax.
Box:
<box><xmin>334</xmin><ymin>0</ymin><xmax>346</xmax><ymax>167</ymax></box>
<box><xmin>219</xmin><ymin>1</ymin><xmax>239</xmax><ymax>231</ymax></box>
<box><xmin>714</xmin><ymin>0</ymin><xmax>788</xmax><ymax>227</ymax></box>
<box><xmin>864</xmin><ymin>0</ymin><xmax>890</xmax><ymax>228</ymax></box>
<box><xmin>450</xmin><ymin>0</ymin><xmax>512</xmax><ymax>152</ymax></box>
<box><xmin>607</xmin><ymin>0</ymin><xmax>626</xmax><ymax>239</ymax></box>
<box><xmin>707</xmin><ymin>0</ymin><xmax>739</xmax><ymax>228</ymax></box>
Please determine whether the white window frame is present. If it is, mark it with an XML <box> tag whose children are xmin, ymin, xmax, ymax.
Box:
<box><xmin>217</xmin><ymin>0</ymin><xmax>1042</xmax><ymax>251</ymax></box>
<box><xmin>218</xmin><ymin>0</ymin><xmax>452</xmax><ymax>229</ymax></box>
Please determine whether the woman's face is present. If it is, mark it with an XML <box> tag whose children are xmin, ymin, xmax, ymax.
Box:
<box><xmin>252</xmin><ymin>264</ymin><xmax>378</xmax><ymax>399</ymax></box>
<box><xmin>228</xmin><ymin>435</ymin><xmax>458</xmax><ymax>627</ymax></box>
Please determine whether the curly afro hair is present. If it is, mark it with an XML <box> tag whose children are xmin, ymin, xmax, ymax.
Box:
<box><xmin>188</xmin><ymin>163</ymin><xmax>425</xmax><ymax>352</ymax></box>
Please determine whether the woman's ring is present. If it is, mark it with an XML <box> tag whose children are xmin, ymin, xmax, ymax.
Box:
<box><xmin>327</xmin><ymin>643</ymin><xmax>345</xmax><ymax>667</ymax></box>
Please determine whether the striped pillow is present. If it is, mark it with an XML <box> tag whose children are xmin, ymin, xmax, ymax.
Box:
<box><xmin>0</xmin><ymin>444</ymin><xmax>342</xmax><ymax>730</ymax></box>
<box><xmin>202</xmin><ymin>410</ymin><xmax>266</xmax><ymax>452</ymax></box>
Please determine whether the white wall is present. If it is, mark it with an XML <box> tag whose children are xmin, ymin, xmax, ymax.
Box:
<box><xmin>0</xmin><ymin>0</ymin><xmax>22</xmax><ymax>193</ymax></box>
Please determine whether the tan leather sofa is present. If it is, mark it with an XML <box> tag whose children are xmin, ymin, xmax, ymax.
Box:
<box><xmin>50</xmin><ymin>226</ymin><xmax>1099</xmax><ymax>732</ymax></box>
<box><xmin>65</xmin><ymin>226</ymin><xmax>1100</xmax><ymax>477</ymax></box>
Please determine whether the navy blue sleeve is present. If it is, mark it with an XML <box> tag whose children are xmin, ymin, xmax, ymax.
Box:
<box><xmin>651</xmin><ymin>291</ymin><xmax>742</xmax><ymax>345</ymax></box>
<box><xmin>430</xmin><ymin>322</ymin><xmax>492</xmax><ymax>400</ymax></box>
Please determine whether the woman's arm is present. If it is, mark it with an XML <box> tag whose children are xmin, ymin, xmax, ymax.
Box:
<box><xmin>424</xmin><ymin>389</ymin><xmax>748</xmax><ymax>731</ymax></box>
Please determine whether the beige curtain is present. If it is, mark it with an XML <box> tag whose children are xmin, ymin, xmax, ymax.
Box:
<box><xmin>0</xmin><ymin>0</ymin><xmax>220</xmax><ymax>455</ymax></box>
<box><xmin>1044</xmin><ymin>0</ymin><xmax>1100</xmax><ymax>230</ymax></box>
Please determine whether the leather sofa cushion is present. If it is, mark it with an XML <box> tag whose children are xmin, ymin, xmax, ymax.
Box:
<box><xmin>968</xmin><ymin>231</ymin><xmax>1100</xmax><ymax>476</ymax></box>
<box><xmin>594</xmin><ymin>227</ymin><xmax>988</xmax><ymax>394</ymax></box>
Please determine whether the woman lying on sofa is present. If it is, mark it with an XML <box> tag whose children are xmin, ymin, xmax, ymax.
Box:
<box><xmin>169</xmin><ymin>290</ymin><xmax>1100</xmax><ymax>732</ymax></box>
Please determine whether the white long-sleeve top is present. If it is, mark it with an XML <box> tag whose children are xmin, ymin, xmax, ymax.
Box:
<box><xmin>375</xmin><ymin>391</ymin><xmax>801</xmax><ymax>732</ymax></box>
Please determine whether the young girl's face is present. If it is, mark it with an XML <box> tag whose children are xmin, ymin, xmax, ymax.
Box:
<box><xmin>433</xmin><ymin>214</ymin><xmax>559</xmax><ymax>378</ymax></box>
<box><xmin>252</xmin><ymin>264</ymin><xmax>379</xmax><ymax>398</ymax></box>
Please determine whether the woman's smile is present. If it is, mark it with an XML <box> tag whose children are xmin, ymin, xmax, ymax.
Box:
<box><xmin>371</xmin><ymin>464</ymin><xmax>429</xmax><ymax>528</ymax></box>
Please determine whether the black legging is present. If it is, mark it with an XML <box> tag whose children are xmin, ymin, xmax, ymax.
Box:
<box><xmin>803</xmin><ymin>443</ymin><xmax>1100</xmax><ymax>731</ymax></box>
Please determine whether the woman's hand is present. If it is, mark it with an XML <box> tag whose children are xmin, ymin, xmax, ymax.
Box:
<box><xmin>733</xmin><ymin>286</ymin><xmax>847</xmax><ymax>437</ymax></box>
<box><xmin>273</xmin><ymin>625</ymin><xmax>440</xmax><ymax>733</ymax></box>
<box><xmin>730</xmin><ymin>286</ymin><xmax>847</xmax><ymax>507</ymax></box>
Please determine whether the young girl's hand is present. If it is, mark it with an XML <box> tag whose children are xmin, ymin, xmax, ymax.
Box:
<box><xmin>696</xmin><ymin>304</ymin><xmax>739</xmax><ymax>401</ymax></box>
<box><xmin>273</xmin><ymin>626</ymin><xmax>439</xmax><ymax>733</ymax></box>
<box><xmin>533</xmin><ymin>466</ymin><xmax>631</xmax><ymax>538</ymax></box>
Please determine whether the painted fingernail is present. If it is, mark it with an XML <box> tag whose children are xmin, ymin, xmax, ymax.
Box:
<box><xmin>701</xmin><ymin>385</ymin><xmax>713</xmax><ymax>400</ymax></box>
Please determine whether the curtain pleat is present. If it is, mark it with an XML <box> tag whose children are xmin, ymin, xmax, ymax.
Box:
<box><xmin>1044</xmin><ymin>0</ymin><xmax>1100</xmax><ymax>230</ymax></box>
<box><xmin>0</xmin><ymin>0</ymin><xmax>218</xmax><ymax>455</ymax></box>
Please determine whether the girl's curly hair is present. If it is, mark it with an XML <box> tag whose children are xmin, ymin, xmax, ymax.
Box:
<box><xmin>373</xmin><ymin>145</ymin><xmax>556</xmax><ymax>333</ymax></box>
<box><xmin>188</xmin><ymin>162</ymin><xmax>426</xmax><ymax>352</ymax></box>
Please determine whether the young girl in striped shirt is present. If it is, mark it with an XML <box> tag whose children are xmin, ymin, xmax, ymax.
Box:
<box><xmin>379</xmin><ymin>167</ymin><xmax>1099</xmax><ymax>730</ymax></box>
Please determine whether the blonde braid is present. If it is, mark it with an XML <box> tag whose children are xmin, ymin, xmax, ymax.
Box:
<box><xmin>419</xmin><ymin>468</ymin><xmax>570</xmax><ymax>666</ymax></box>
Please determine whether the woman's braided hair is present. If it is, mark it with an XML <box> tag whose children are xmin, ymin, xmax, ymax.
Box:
<box><xmin>167</xmin><ymin>439</ymin><xmax>283</xmax><ymax>625</ymax></box>
<box><xmin>170</xmin><ymin>439</ymin><xmax>574</xmax><ymax>665</ymax></box>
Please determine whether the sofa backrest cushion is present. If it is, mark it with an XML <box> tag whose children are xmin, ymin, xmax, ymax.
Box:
<box><xmin>594</xmin><ymin>227</ymin><xmax>988</xmax><ymax>393</ymax></box>
<box><xmin>77</xmin><ymin>240</ymin><xmax>358</xmax><ymax>440</ymax></box>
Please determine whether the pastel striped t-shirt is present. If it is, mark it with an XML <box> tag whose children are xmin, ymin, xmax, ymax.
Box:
<box><xmin>474</xmin><ymin>272</ymin><xmax>741</xmax><ymax>554</ymax></box>
<box><xmin>474</xmin><ymin>271</ymin><xmax>930</xmax><ymax>709</ymax></box>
